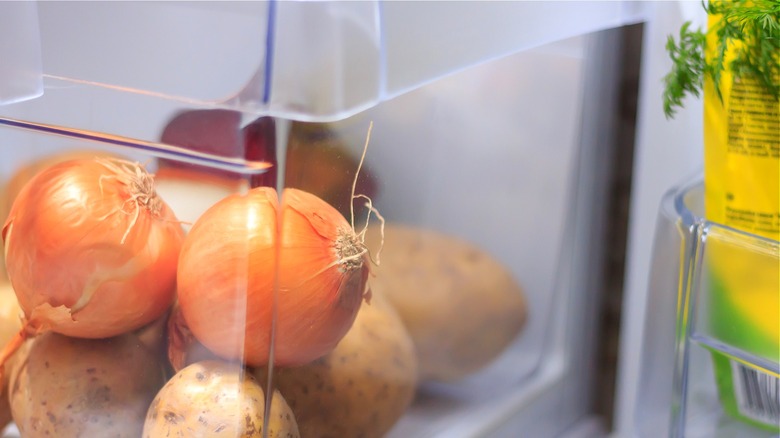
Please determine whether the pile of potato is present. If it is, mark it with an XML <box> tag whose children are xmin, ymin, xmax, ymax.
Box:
<box><xmin>365</xmin><ymin>224</ymin><xmax>528</xmax><ymax>383</ymax></box>
<box><xmin>0</xmin><ymin>147</ymin><xmax>528</xmax><ymax>438</ymax></box>
<box><xmin>0</xmin><ymin>283</ymin><xmax>418</xmax><ymax>437</ymax></box>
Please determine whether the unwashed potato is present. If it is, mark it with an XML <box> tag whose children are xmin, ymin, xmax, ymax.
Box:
<box><xmin>132</xmin><ymin>310</ymin><xmax>172</xmax><ymax>369</ymax></box>
<box><xmin>285</xmin><ymin>121</ymin><xmax>378</xmax><ymax>219</ymax></box>
<box><xmin>253</xmin><ymin>288</ymin><xmax>417</xmax><ymax>438</ymax></box>
<box><xmin>0</xmin><ymin>283</ymin><xmax>23</xmax><ymax>432</ymax></box>
<box><xmin>143</xmin><ymin>360</ymin><xmax>299</xmax><ymax>438</ymax></box>
<box><xmin>8</xmin><ymin>331</ymin><xmax>167</xmax><ymax>438</ymax></box>
<box><xmin>364</xmin><ymin>224</ymin><xmax>528</xmax><ymax>382</ymax></box>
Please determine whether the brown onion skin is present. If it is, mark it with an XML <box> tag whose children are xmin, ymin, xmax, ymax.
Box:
<box><xmin>176</xmin><ymin>187</ymin><xmax>369</xmax><ymax>367</ymax></box>
<box><xmin>2</xmin><ymin>159</ymin><xmax>184</xmax><ymax>339</ymax></box>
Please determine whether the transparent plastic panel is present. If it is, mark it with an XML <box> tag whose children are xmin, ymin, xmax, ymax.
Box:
<box><xmin>268</xmin><ymin>1</ymin><xmax>383</xmax><ymax>120</ymax></box>
<box><xmin>633</xmin><ymin>185</ymin><xmax>694</xmax><ymax>438</ymax></box>
<box><xmin>0</xmin><ymin>2</ymin><xmax>43</xmax><ymax>104</ymax></box>
<box><xmin>0</xmin><ymin>31</ymin><xmax>589</xmax><ymax>437</ymax></box>
<box><xmin>694</xmin><ymin>225</ymin><xmax>779</xmax><ymax>366</ymax></box>
<box><xmin>269</xmin><ymin>0</ymin><xmax>648</xmax><ymax>120</ymax></box>
<box><xmin>689</xmin><ymin>225</ymin><xmax>780</xmax><ymax>434</ymax></box>
<box><xmin>16</xmin><ymin>1</ymin><xmax>647</xmax><ymax>121</ymax></box>
<box><xmin>682</xmin><ymin>342</ymin><xmax>779</xmax><ymax>438</ymax></box>
<box><xmin>35</xmin><ymin>2</ymin><xmax>270</xmax><ymax>104</ymax></box>
<box><xmin>380</xmin><ymin>1</ymin><xmax>644</xmax><ymax>96</ymax></box>
<box><xmin>635</xmin><ymin>178</ymin><xmax>780</xmax><ymax>438</ymax></box>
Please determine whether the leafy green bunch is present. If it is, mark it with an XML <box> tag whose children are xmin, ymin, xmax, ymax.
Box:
<box><xmin>662</xmin><ymin>0</ymin><xmax>780</xmax><ymax>118</ymax></box>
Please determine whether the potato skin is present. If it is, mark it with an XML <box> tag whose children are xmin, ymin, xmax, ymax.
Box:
<box><xmin>254</xmin><ymin>289</ymin><xmax>417</xmax><ymax>438</ymax></box>
<box><xmin>365</xmin><ymin>224</ymin><xmax>528</xmax><ymax>382</ymax></box>
<box><xmin>0</xmin><ymin>283</ymin><xmax>23</xmax><ymax>431</ymax></box>
<box><xmin>8</xmin><ymin>331</ymin><xmax>166</xmax><ymax>438</ymax></box>
<box><xmin>144</xmin><ymin>360</ymin><xmax>299</xmax><ymax>438</ymax></box>
<box><xmin>285</xmin><ymin>121</ymin><xmax>378</xmax><ymax>219</ymax></box>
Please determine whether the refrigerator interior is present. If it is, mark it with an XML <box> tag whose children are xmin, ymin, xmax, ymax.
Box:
<box><xmin>615</xmin><ymin>2</ymin><xmax>779</xmax><ymax>438</ymax></box>
<box><xmin>0</xmin><ymin>2</ymin><xmax>651</xmax><ymax>437</ymax></box>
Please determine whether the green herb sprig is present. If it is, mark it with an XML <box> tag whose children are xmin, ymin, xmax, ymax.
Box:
<box><xmin>662</xmin><ymin>0</ymin><xmax>780</xmax><ymax>119</ymax></box>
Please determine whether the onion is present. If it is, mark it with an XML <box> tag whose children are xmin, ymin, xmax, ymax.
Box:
<box><xmin>176</xmin><ymin>186</ymin><xmax>372</xmax><ymax>367</ymax></box>
<box><xmin>2</xmin><ymin>150</ymin><xmax>121</xmax><ymax>216</ymax></box>
<box><xmin>1</xmin><ymin>158</ymin><xmax>184</xmax><ymax>342</ymax></box>
<box><xmin>166</xmin><ymin>300</ymin><xmax>219</xmax><ymax>372</ymax></box>
<box><xmin>1</xmin><ymin>150</ymin><xmax>121</xmax><ymax>283</ymax></box>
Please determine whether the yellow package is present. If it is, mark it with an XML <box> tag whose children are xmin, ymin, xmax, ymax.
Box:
<box><xmin>703</xmin><ymin>10</ymin><xmax>779</xmax><ymax>432</ymax></box>
<box><xmin>704</xmin><ymin>39</ymin><xmax>779</xmax><ymax>241</ymax></box>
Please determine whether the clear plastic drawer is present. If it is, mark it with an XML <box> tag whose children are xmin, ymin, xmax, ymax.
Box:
<box><xmin>0</xmin><ymin>30</ymin><xmax>602</xmax><ymax>437</ymax></box>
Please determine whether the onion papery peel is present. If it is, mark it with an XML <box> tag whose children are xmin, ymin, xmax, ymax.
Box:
<box><xmin>0</xmin><ymin>304</ymin><xmax>63</xmax><ymax>382</ymax></box>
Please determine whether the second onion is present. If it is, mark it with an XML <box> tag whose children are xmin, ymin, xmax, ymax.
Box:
<box><xmin>176</xmin><ymin>187</ymin><xmax>371</xmax><ymax>367</ymax></box>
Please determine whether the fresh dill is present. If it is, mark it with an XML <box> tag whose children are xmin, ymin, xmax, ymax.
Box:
<box><xmin>662</xmin><ymin>0</ymin><xmax>780</xmax><ymax>119</ymax></box>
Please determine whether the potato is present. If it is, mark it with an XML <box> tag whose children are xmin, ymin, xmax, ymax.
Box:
<box><xmin>132</xmin><ymin>310</ymin><xmax>171</xmax><ymax>362</ymax></box>
<box><xmin>8</xmin><ymin>331</ymin><xmax>166</xmax><ymax>438</ymax></box>
<box><xmin>0</xmin><ymin>283</ymin><xmax>23</xmax><ymax>431</ymax></box>
<box><xmin>285</xmin><ymin>121</ymin><xmax>378</xmax><ymax>219</ymax></box>
<box><xmin>143</xmin><ymin>360</ymin><xmax>299</xmax><ymax>438</ymax></box>
<box><xmin>253</xmin><ymin>289</ymin><xmax>417</xmax><ymax>438</ymax></box>
<box><xmin>364</xmin><ymin>224</ymin><xmax>528</xmax><ymax>382</ymax></box>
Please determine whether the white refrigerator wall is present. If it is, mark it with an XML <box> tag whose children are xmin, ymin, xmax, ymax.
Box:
<box><xmin>613</xmin><ymin>2</ymin><xmax>706</xmax><ymax>437</ymax></box>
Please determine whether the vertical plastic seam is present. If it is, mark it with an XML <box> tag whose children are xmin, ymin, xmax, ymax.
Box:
<box><xmin>262</xmin><ymin>0</ymin><xmax>277</xmax><ymax>105</ymax></box>
<box><xmin>669</xmin><ymin>222</ymin><xmax>706</xmax><ymax>438</ymax></box>
<box><xmin>375</xmin><ymin>0</ymin><xmax>387</xmax><ymax>102</ymax></box>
